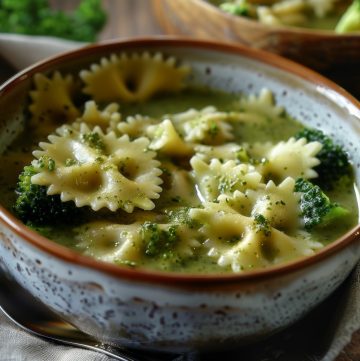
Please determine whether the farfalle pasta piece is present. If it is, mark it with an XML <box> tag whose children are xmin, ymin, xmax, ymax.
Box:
<box><xmin>217</xmin><ymin>190</ymin><xmax>253</xmax><ymax>216</ymax></box>
<box><xmin>190</xmin><ymin>202</ymin><xmax>258</xmax><ymax>271</ymax></box>
<box><xmin>31</xmin><ymin>123</ymin><xmax>163</xmax><ymax>213</ymax></box>
<box><xmin>168</xmin><ymin>106</ymin><xmax>234</xmax><ymax>145</ymax></box>
<box><xmin>77</xmin><ymin>100</ymin><xmax>121</xmax><ymax>130</ymax></box>
<box><xmin>246</xmin><ymin>141</ymin><xmax>273</xmax><ymax>160</ymax></box>
<box><xmin>258</xmin><ymin>1</ymin><xmax>308</xmax><ymax>26</ymax></box>
<box><xmin>217</xmin><ymin>225</ymin><xmax>322</xmax><ymax>272</ymax></box>
<box><xmin>190</xmin><ymin>203</ymin><xmax>323</xmax><ymax>272</ymax></box>
<box><xmin>307</xmin><ymin>0</ymin><xmax>338</xmax><ymax>17</ymax></box>
<box><xmin>29</xmin><ymin>71</ymin><xmax>80</xmax><ymax>125</ymax></box>
<box><xmin>75</xmin><ymin>221</ymin><xmax>143</xmax><ymax>264</ymax></box>
<box><xmin>191</xmin><ymin>156</ymin><xmax>263</xmax><ymax>202</ymax></box>
<box><xmin>194</xmin><ymin>143</ymin><xmax>249</xmax><ymax>163</ymax></box>
<box><xmin>80</xmin><ymin>52</ymin><xmax>190</xmax><ymax>103</ymax></box>
<box><xmin>147</xmin><ymin>119</ymin><xmax>193</xmax><ymax>157</ymax></box>
<box><xmin>262</xmin><ymin>137</ymin><xmax>323</xmax><ymax>181</ymax></box>
<box><xmin>249</xmin><ymin>177</ymin><xmax>301</xmax><ymax>230</ymax></box>
<box><xmin>237</xmin><ymin>88</ymin><xmax>285</xmax><ymax>121</ymax></box>
<box><xmin>159</xmin><ymin>161</ymin><xmax>198</xmax><ymax>206</ymax></box>
<box><xmin>117</xmin><ymin>114</ymin><xmax>159</xmax><ymax>138</ymax></box>
<box><xmin>175</xmin><ymin>224</ymin><xmax>202</xmax><ymax>257</ymax></box>
<box><xmin>217</xmin><ymin>178</ymin><xmax>301</xmax><ymax>226</ymax></box>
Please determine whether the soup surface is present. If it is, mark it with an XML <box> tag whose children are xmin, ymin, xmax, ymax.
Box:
<box><xmin>0</xmin><ymin>52</ymin><xmax>358</xmax><ymax>273</ymax></box>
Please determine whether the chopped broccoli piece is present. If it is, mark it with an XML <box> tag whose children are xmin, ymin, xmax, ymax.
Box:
<box><xmin>219</xmin><ymin>1</ymin><xmax>249</xmax><ymax>16</ymax></box>
<box><xmin>294</xmin><ymin>178</ymin><xmax>349</xmax><ymax>230</ymax></box>
<box><xmin>0</xmin><ymin>0</ymin><xmax>106</xmax><ymax>42</ymax></box>
<box><xmin>235</xmin><ymin>147</ymin><xmax>250</xmax><ymax>163</ymax></box>
<box><xmin>140</xmin><ymin>222</ymin><xmax>180</xmax><ymax>259</ymax></box>
<box><xmin>253</xmin><ymin>214</ymin><xmax>272</xmax><ymax>237</ymax></box>
<box><xmin>14</xmin><ymin>165</ymin><xmax>81</xmax><ymax>226</ymax></box>
<box><xmin>37</xmin><ymin>155</ymin><xmax>56</xmax><ymax>171</ymax></box>
<box><xmin>165</xmin><ymin>207</ymin><xmax>200</xmax><ymax>229</ymax></box>
<box><xmin>81</xmin><ymin>131</ymin><xmax>105</xmax><ymax>151</ymax></box>
<box><xmin>335</xmin><ymin>0</ymin><xmax>360</xmax><ymax>33</ymax></box>
<box><xmin>295</xmin><ymin>128</ymin><xmax>351</xmax><ymax>190</ymax></box>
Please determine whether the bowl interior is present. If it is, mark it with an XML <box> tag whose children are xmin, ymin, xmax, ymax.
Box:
<box><xmin>0</xmin><ymin>39</ymin><xmax>359</xmax><ymax>281</ymax></box>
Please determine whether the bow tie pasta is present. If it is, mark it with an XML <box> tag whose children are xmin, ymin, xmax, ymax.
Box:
<box><xmin>29</xmin><ymin>72</ymin><xmax>80</xmax><ymax>131</ymax></box>
<box><xmin>4</xmin><ymin>52</ymin><xmax>357</xmax><ymax>273</ymax></box>
<box><xmin>31</xmin><ymin>123</ymin><xmax>163</xmax><ymax>212</ymax></box>
<box><xmin>80</xmin><ymin>52</ymin><xmax>190</xmax><ymax>103</ymax></box>
<box><xmin>190</xmin><ymin>202</ymin><xmax>322</xmax><ymax>272</ymax></box>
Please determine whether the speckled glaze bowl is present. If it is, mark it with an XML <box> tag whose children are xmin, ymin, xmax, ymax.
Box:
<box><xmin>0</xmin><ymin>38</ymin><xmax>359</xmax><ymax>352</ymax></box>
<box><xmin>153</xmin><ymin>0</ymin><xmax>360</xmax><ymax>71</ymax></box>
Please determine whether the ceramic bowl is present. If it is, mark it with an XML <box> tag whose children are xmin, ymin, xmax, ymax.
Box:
<box><xmin>0</xmin><ymin>38</ymin><xmax>359</xmax><ymax>352</ymax></box>
<box><xmin>153</xmin><ymin>0</ymin><xmax>360</xmax><ymax>71</ymax></box>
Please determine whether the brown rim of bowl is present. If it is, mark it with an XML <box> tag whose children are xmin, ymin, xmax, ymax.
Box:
<box><xmin>196</xmin><ymin>0</ymin><xmax>360</xmax><ymax>37</ymax></box>
<box><xmin>0</xmin><ymin>36</ymin><xmax>359</xmax><ymax>286</ymax></box>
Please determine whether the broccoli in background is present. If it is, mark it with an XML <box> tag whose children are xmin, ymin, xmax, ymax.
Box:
<box><xmin>294</xmin><ymin>178</ymin><xmax>349</xmax><ymax>231</ymax></box>
<box><xmin>219</xmin><ymin>1</ymin><xmax>249</xmax><ymax>16</ymax></box>
<box><xmin>295</xmin><ymin>128</ymin><xmax>352</xmax><ymax>190</ymax></box>
<box><xmin>335</xmin><ymin>0</ymin><xmax>360</xmax><ymax>33</ymax></box>
<box><xmin>14</xmin><ymin>165</ymin><xmax>81</xmax><ymax>226</ymax></box>
<box><xmin>0</xmin><ymin>0</ymin><xmax>107</xmax><ymax>42</ymax></box>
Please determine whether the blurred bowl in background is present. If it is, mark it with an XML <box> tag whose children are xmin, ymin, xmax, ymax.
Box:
<box><xmin>153</xmin><ymin>0</ymin><xmax>360</xmax><ymax>72</ymax></box>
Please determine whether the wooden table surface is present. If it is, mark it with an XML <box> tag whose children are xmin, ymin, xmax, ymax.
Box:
<box><xmin>0</xmin><ymin>1</ymin><xmax>359</xmax><ymax>360</ymax></box>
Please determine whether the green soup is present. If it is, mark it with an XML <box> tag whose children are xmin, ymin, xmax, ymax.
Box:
<box><xmin>0</xmin><ymin>66</ymin><xmax>358</xmax><ymax>274</ymax></box>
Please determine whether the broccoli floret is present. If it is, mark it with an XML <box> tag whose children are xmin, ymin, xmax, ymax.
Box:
<box><xmin>294</xmin><ymin>178</ymin><xmax>349</xmax><ymax>230</ymax></box>
<box><xmin>0</xmin><ymin>0</ymin><xmax>106</xmax><ymax>42</ymax></box>
<box><xmin>295</xmin><ymin>128</ymin><xmax>351</xmax><ymax>190</ymax></box>
<box><xmin>335</xmin><ymin>0</ymin><xmax>360</xmax><ymax>33</ymax></box>
<box><xmin>14</xmin><ymin>165</ymin><xmax>81</xmax><ymax>226</ymax></box>
<box><xmin>219</xmin><ymin>1</ymin><xmax>249</xmax><ymax>16</ymax></box>
<box><xmin>140</xmin><ymin>222</ymin><xmax>180</xmax><ymax>260</ymax></box>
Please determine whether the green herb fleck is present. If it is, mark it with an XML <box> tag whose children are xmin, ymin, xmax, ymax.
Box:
<box><xmin>37</xmin><ymin>156</ymin><xmax>56</xmax><ymax>171</ymax></box>
<box><xmin>253</xmin><ymin>214</ymin><xmax>271</xmax><ymax>237</ymax></box>
<box><xmin>81</xmin><ymin>132</ymin><xmax>105</xmax><ymax>151</ymax></box>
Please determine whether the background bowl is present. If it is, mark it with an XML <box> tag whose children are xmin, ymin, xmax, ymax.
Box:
<box><xmin>153</xmin><ymin>0</ymin><xmax>360</xmax><ymax>72</ymax></box>
<box><xmin>0</xmin><ymin>38</ymin><xmax>359</xmax><ymax>352</ymax></box>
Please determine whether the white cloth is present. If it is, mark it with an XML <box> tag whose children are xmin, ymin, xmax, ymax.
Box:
<box><xmin>0</xmin><ymin>33</ymin><xmax>359</xmax><ymax>361</ymax></box>
<box><xmin>0</xmin><ymin>33</ymin><xmax>85</xmax><ymax>70</ymax></box>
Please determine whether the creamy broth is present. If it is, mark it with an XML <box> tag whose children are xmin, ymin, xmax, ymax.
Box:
<box><xmin>0</xmin><ymin>86</ymin><xmax>358</xmax><ymax>273</ymax></box>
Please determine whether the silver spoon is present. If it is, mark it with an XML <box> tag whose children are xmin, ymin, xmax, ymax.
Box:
<box><xmin>0</xmin><ymin>273</ymin><xmax>179</xmax><ymax>361</ymax></box>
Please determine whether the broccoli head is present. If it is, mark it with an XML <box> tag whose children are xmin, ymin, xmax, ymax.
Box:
<box><xmin>14</xmin><ymin>165</ymin><xmax>81</xmax><ymax>226</ymax></box>
<box><xmin>294</xmin><ymin>178</ymin><xmax>349</xmax><ymax>230</ymax></box>
<box><xmin>295</xmin><ymin>128</ymin><xmax>351</xmax><ymax>190</ymax></box>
